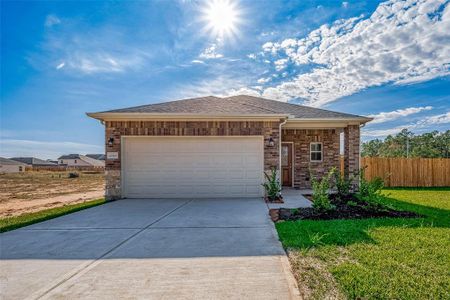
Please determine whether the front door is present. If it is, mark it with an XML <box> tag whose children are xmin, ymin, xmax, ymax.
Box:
<box><xmin>281</xmin><ymin>143</ymin><xmax>293</xmax><ymax>186</ymax></box>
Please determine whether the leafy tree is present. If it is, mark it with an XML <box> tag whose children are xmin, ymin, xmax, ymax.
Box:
<box><xmin>362</xmin><ymin>130</ymin><xmax>450</xmax><ymax>158</ymax></box>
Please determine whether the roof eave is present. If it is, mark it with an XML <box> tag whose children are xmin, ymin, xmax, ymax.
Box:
<box><xmin>287</xmin><ymin>117</ymin><xmax>373</xmax><ymax>124</ymax></box>
<box><xmin>86</xmin><ymin>112</ymin><xmax>290</xmax><ymax>121</ymax></box>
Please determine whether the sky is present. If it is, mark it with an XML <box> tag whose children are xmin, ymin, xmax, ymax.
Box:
<box><xmin>1</xmin><ymin>0</ymin><xmax>449</xmax><ymax>159</ymax></box>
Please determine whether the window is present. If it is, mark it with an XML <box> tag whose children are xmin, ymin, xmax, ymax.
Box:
<box><xmin>74</xmin><ymin>159</ymin><xmax>77</xmax><ymax>164</ymax></box>
<box><xmin>19</xmin><ymin>166</ymin><xmax>23</xmax><ymax>172</ymax></box>
<box><xmin>310</xmin><ymin>142</ymin><xmax>322</xmax><ymax>162</ymax></box>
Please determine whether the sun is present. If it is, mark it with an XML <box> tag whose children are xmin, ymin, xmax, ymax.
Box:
<box><xmin>202</xmin><ymin>0</ymin><xmax>241</xmax><ymax>39</ymax></box>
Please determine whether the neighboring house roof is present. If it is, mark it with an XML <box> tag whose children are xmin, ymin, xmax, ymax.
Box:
<box><xmin>86</xmin><ymin>154</ymin><xmax>105</xmax><ymax>160</ymax></box>
<box><xmin>9</xmin><ymin>157</ymin><xmax>57</xmax><ymax>166</ymax></box>
<box><xmin>0</xmin><ymin>157</ymin><xmax>27</xmax><ymax>166</ymax></box>
<box><xmin>87</xmin><ymin>95</ymin><xmax>372</xmax><ymax>123</ymax></box>
<box><xmin>58</xmin><ymin>154</ymin><xmax>105</xmax><ymax>167</ymax></box>
<box><xmin>58</xmin><ymin>154</ymin><xmax>83</xmax><ymax>160</ymax></box>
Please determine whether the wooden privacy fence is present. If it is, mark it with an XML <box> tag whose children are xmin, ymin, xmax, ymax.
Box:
<box><xmin>361</xmin><ymin>157</ymin><xmax>450</xmax><ymax>187</ymax></box>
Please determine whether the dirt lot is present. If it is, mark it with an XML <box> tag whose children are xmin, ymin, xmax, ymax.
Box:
<box><xmin>0</xmin><ymin>171</ymin><xmax>105</xmax><ymax>217</ymax></box>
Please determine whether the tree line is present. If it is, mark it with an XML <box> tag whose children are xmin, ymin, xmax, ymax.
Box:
<box><xmin>361</xmin><ymin>129</ymin><xmax>450</xmax><ymax>158</ymax></box>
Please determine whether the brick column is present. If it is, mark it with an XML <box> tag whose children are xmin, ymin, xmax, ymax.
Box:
<box><xmin>263</xmin><ymin>121</ymin><xmax>280</xmax><ymax>175</ymax></box>
<box><xmin>105</xmin><ymin>122</ymin><xmax>122</xmax><ymax>200</ymax></box>
<box><xmin>344</xmin><ymin>125</ymin><xmax>360</xmax><ymax>186</ymax></box>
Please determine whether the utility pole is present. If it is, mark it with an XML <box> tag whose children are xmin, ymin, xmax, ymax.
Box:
<box><xmin>406</xmin><ymin>137</ymin><xmax>410</xmax><ymax>158</ymax></box>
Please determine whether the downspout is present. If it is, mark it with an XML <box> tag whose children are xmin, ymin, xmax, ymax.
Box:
<box><xmin>358</xmin><ymin>123</ymin><xmax>366</xmax><ymax>187</ymax></box>
<box><xmin>278</xmin><ymin>117</ymin><xmax>288</xmax><ymax>180</ymax></box>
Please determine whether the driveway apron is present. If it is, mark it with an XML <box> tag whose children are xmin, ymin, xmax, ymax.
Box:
<box><xmin>0</xmin><ymin>198</ymin><xmax>300</xmax><ymax>300</ymax></box>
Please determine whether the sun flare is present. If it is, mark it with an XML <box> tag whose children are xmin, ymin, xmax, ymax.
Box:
<box><xmin>202</xmin><ymin>0</ymin><xmax>241</xmax><ymax>38</ymax></box>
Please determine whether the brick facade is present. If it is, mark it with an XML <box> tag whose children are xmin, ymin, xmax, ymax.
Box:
<box><xmin>344</xmin><ymin>125</ymin><xmax>360</xmax><ymax>184</ymax></box>
<box><xmin>104</xmin><ymin>120</ymin><xmax>280</xmax><ymax>200</ymax></box>
<box><xmin>103</xmin><ymin>120</ymin><xmax>359</xmax><ymax>199</ymax></box>
<box><xmin>282</xmin><ymin>128</ymin><xmax>341</xmax><ymax>189</ymax></box>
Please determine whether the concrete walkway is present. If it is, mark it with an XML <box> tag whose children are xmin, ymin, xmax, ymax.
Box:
<box><xmin>0</xmin><ymin>198</ymin><xmax>300</xmax><ymax>300</ymax></box>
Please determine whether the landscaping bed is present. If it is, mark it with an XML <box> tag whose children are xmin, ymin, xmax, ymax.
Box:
<box><xmin>274</xmin><ymin>194</ymin><xmax>419</xmax><ymax>221</ymax></box>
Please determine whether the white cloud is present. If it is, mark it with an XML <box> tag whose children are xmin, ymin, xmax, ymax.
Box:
<box><xmin>247</xmin><ymin>53</ymin><xmax>257</xmax><ymax>59</ymax></box>
<box><xmin>367</xmin><ymin>106</ymin><xmax>433</xmax><ymax>124</ymax></box>
<box><xmin>226</xmin><ymin>87</ymin><xmax>262</xmax><ymax>97</ymax></box>
<box><xmin>362</xmin><ymin>126</ymin><xmax>411</xmax><ymax>137</ymax></box>
<box><xmin>56</xmin><ymin>62</ymin><xmax>65</xmax><ymax>70</ymax></box>
<box><xmin>63</xmin><ymin>52</ymin><xmax>145</xmax><ymax>74</ymax></box>
<box><xmin>255</xmin><ymin>0</ymin><xmax>450</xmax><ymax>106</ymax></box>
<box><xmin>191</xmin><ymin>59</ymin><xmax>205</xmax><ymax>64</ymax></box>
<box><xmin>0</xmin><ymin>139</ymin><xmax>103</xmax><ymax>160</ymax></box>
<box><xmin>45</xmin><ymin>15</ymin><xmax>61</xmax><ymax>27</ymax></box>
<box><xmin>199</xmin><ymin>44</ymin><xmax>223</xmax><ymax>59</ymax></box>
<box><xmin>274</xmin><ymin>58</ymin><xmax>288</xmax><ymax>71</ymax></box>
<box><xmin>363</xmin><ymin>111</ymin><xmax>450</xmax><ymax>137</ymax></box>
<box><xmin>342</xmin><ymin>2</ymin><xmax>349</xmax><ymax>9</ymax></box>
<box><xmin>416</xmin><ymin>111</ymin><xmax>450</xmax><ymax>126</ymax></box>
<box><xmin>257</xmin><ymin>77</ymin><xmax>271</xmax><ymax>84</ymax></box>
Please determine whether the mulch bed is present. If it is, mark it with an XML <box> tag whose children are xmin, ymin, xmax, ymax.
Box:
<box><xmin>270</xmin><ymin>194</ymin><xmax>420</xmax><ymax>222</ymax></box>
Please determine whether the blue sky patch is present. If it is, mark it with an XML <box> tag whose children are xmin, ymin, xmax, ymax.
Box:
<box><xmin>1</xmin><ymin>0</ymin><xmax>449</xmax><ymax>158</ymax></box>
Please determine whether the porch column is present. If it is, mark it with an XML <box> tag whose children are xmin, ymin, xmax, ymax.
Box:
<box><xmin>344</xmin><ymin>125</ymin><xmax>360</xmax><ymax>185</ymax></box>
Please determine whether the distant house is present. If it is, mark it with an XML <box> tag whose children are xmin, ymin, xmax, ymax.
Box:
<box><xmin>58</xmin><ymin>154</ymin><xmax>105</xmax><ymax>167</ymax></box>
<box><xmin>86</xmin><ymin>154</ymin><xmax>105</xmax><ymax>161</ymax></box>
<box><xmin>10</xmin><ymin>157</ymin><xmax>57</xmax><ymax>167</ymax></box>
<box><xmin>0</xmin><ymin>157</ymin><xmax>27</xmax><ymax>173</ymax></box>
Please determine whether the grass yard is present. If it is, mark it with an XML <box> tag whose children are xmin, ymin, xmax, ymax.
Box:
<box><xmin>277</xmin><ymin>188</ymin><xmax>450</xmax><ymax>299</ymax></box>
<box><xmin>0</xmin><ymin>198</ymin><xmax>105</xmax><ymax>232</ymax></box>
<box><xmin>0</xmin><ymin>171</ymin><xmax>104</xmax><ymax>217</ymax></box>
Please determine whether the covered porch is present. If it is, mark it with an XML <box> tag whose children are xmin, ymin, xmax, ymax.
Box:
<box><xmin>278</xmin><ymin>123</ymin><xmax>361</xmax><ymax>190</ymax></box>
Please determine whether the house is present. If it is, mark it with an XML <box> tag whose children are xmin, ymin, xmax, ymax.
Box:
<box><xmin>0</xmin><ymin>157</ymin><xmax>27</xmax><ymax>173</ymax></box>
<box><xmin>87</xmin><ymin>95</ymin><xmax>372</xmax><ymax>200</ymax></box>
<box><xmin>86</xmin><ymin>154</ymin><xmax>105</xmax><ymax>161</ymax></box>
<box><xmin>58</xmin><ymin>154</ymin><xmax>105</xmax><ymax>167</ymax></box>
<box><xmin>10</xmin><ymin>157</ymin><xmax>57</xmax><ymax>167</ymax></box>
<box><xmin>46</xmin><ymin>159</ymin><xmax>59</xmax><ymax>164</ymax></box>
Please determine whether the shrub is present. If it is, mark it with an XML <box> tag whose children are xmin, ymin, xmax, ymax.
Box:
<box><xmin>333</xmin><ymin>171</ymin><xmax>352</xmax><ymax>200</ymax></box>
<box><xmin>262</xmin><ymin>168</ymin><xmax>281</xmax><ymax>201</ymax></box>
<box><xmin>311</xmin><ymin>168</ymin><xmax>335</xmax><ymax>212</ymax></box>
<box><xmin>68</xmin><ymin>172</ymin><xmax>79</xmax><ymax>178</ymax></box>
<box><xmin>356</xmin><ymin>167</ymin><xmax>385</xmax><ymax>208</ymax></box>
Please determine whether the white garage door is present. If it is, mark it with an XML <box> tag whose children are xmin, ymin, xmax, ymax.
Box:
<box><xmin>122</xmin><ymin>136</ymin><xmax>264</xmax><ymax>198</ymax></box>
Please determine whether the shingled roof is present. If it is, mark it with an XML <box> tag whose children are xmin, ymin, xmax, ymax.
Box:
<box><xmin>90</xmin><ymin>95</ymin><xmax>371</xmax><ymax>121</ymax></box>
<box><xmin>9</xmin><ymin>157</ymin><xmax>57</xmax><ymax>166</ymax></box>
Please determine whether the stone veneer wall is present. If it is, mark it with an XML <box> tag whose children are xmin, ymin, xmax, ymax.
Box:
<box><xmin>104</xmin><ymin>120</ymin><xmax>281</xmax><ymax>200</ymax></box>
<box><xmin>282</xmin><ymin>128</ymin><xmax>341</xmax><ymax>189</ymax></box>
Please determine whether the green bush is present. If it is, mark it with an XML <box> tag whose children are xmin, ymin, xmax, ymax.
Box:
<box><xmin>262</xmin><ymin>168</ymin><xmax>281</xmax><ymax>200</ymax></box>
<box><xmin>311</xmin><ymin>168</ymin><xmax>335</xmax><ymax>212</ymax></box>
<box><xmin>333</xmin><ymin>170</ymin><xmax>353</xmax><ymax>200</ymax></box>
<box><xmin>356</xmin><ymin>167</ymin><xmax>385</xmax><ymax>207</ymax></box>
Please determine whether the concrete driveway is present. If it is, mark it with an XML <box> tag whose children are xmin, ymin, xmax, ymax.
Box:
<box><xmin>0</xmin><ymin>198</ymin><xmax>300</xmax><ymax>299</ymax></box>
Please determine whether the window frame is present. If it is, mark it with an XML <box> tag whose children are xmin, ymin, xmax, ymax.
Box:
<box><xmin>310</xmin><ymin>142</ymin><xmax>323</xmax><ymax>162</ymax></box>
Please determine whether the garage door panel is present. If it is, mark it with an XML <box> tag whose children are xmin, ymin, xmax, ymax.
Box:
<box><xmin>122</xmin><ymin>137</ymin><xmax>263</xmax><ymax>198</ymax></box>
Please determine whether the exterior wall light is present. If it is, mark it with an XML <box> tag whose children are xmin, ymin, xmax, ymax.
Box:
<box><xmin>268</xmin><ymin>137</ymin><xmax>275</xmax><ymax>147</ymax></box>
<box><xmin>108</xmin><ymin>137</ymin><xmax>114</xmax><ymax>146</ymax></box>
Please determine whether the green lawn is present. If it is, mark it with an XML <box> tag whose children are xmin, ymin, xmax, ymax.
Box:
<box><xmin>276</xmin><ymin>188</ymin><xmax>450</xmax><ymax>299</ymax></box>
<box><xmin>0</xmin><ymin>198</ymin><xmax>106</xmax><ymax>233</ymax></box>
